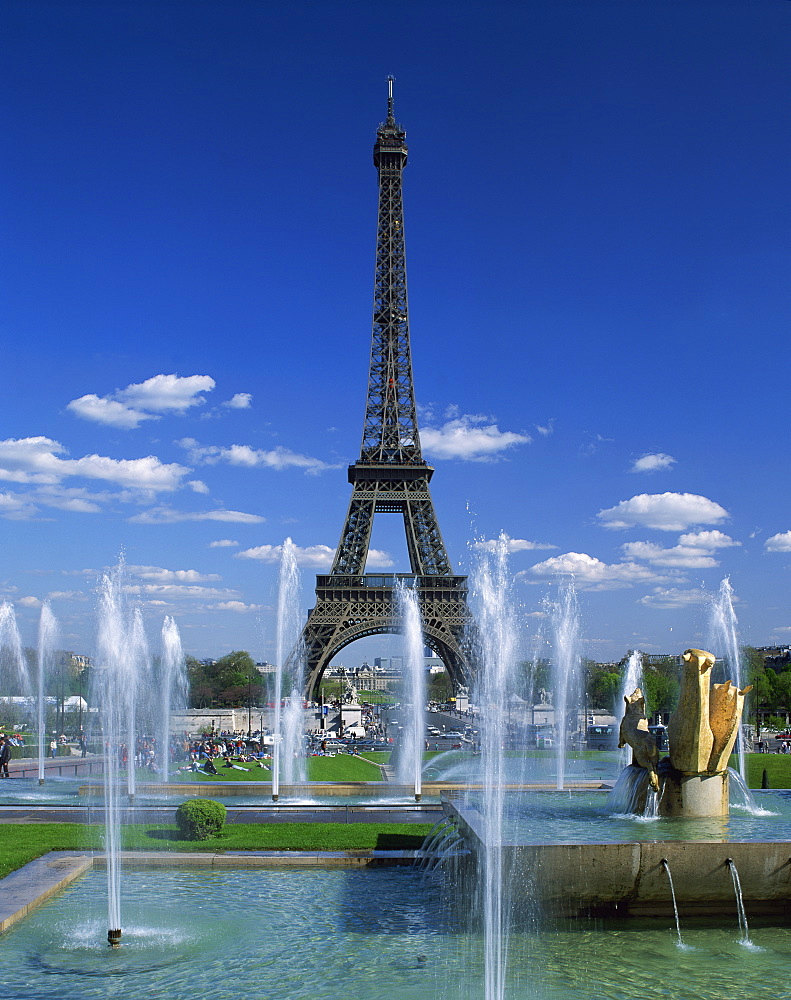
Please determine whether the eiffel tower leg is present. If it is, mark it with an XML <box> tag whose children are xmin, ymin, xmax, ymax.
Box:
<box><xmin>331</xmin><ymin>494</ymin><xmax>376</xmax><ymax>576</ymax></box>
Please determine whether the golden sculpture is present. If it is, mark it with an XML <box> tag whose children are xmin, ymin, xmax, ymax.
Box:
<box><xmin>618</xmin><ymin>689</ymin><xmax>659</xmax><ymax>792</ymax></box>
<box><xmin>618</xmin><ymin>648</ymin><xmax>752</xmax><ymax>818</ymax></box>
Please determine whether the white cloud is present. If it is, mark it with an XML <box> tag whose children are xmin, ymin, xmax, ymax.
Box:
<box><xmin>66</xmin><ymin>395</ymin><xmax>153</xmax><ymax>429</ymax></box>
<box><xmin>523</xmin><ymin>551</ymin><xmax>673</xmax><ymax>590</ymax></box>
<box><xmin>127</xmin><ymin>584</ymin><xmax>241</xmax><ymax>600</ymax></box>
<box><xmin>0</xmin><ymin>491</ymin><xmax>36</xmax><ymax>519</ymax></box>
<box><xmin>235</xmin><ymin>542</ymin><xmax>392</xmax><ymax>569</ymax></box>
<box><xmin>638</xmin><ymin>587</ymin><xmax>709</xmax><ymax>609</ymax></box>
<box><xmin>420</xmin><ymin>414</ymin><xmax>531</xmax><ymax>461</ymax></box>
<box><xmin>188</xmin><ymin>480</ymin><xmax>210</xmax><ymax>494</ymax></box>
<box><xmin>179</xmin><ymin>438</ymin><xmax>335</xmax><ymax>475</ymax></box>
<box><xmin>47</xmin><ymin>591</ymin><xmax>88</xmax><ymax>601</ymax></box>
<box><xmin>208</xmin><ymin>539</ymin><xmax>239</xmax><ymax>548</ymax></box>
<box><xmin>237</xmin><ymin>543</ymin><xmax>333</xmax><ymax>567</ymax></box>
<box><xmin>535</xmin><ymin>420</ymin><xmax>555</xmax><ymax>437</ymax></box>
<box><xmin>212</xmin><ymin>600</ymin><xmax>262</xmax><ymax>612</ymax></box>
<box><xmin>474</xmin><ymin>537</ymin><xmax>557</xmax><ymax>554</ymax></box>
<box><xmin>765</xmin><ymin>532</ymin><xmax>791</xmax><ymax>553</ymax></box>
<box><xmin>677</xmin><ymin>530</ymin><xmax>739</xmax><ymax>550</ymax></box>
<box><xmin>67</xmin><ymin>374</ymin><xmax>216</xmax><ymax>428</ymax></box>
<box><xmin>621</xmin><ymin>540</ymin><xmax>719</xmax><ymax>569</ymax></box>
<box><xmin>630</xmin><ymin>453</ymin><xmax>676</xmax><ymax>473</ymax></box>
<box><xmin>597</xmin><ymin>493</ymin><xmax>729</xmax><ymax>532</ymax></box>
<box><xmin>128</xmin><ymin>506</ymin><xmax>264</xmax><ymax>524</ymax></box>
<box><xmin>127</xmin><ymin>565</ymin><xmax>221</xmax><ymax>584</ymax></box>
<box><xmin>18</xmin><ymin>595</ymin><xmax>41</xmax><ymax>608</ymax></box>
<box><xmin>0</xmin><ymin>437</ymin><xmax>188</xmax><ymax>491</ymax></box>
<box><xmin>222</xmin><ymin>393</ymin><xmax>252</xmax><ymax>409</ymax></box>
<box><xmin>364</xmin><ymin>549</ymin><xmax>394</xmax><ymax>569</ymax></box>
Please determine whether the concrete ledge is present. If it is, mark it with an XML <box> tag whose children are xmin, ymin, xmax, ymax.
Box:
<box><xmin>0</xmin><ymin>853</ymin><xmax>93</xmax><ymax>934</ymax></box>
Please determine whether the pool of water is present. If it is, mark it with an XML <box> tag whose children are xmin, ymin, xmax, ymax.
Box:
<box><xmin>2</xmin><ymin>866</ymin><xmax>789</xmax><ymax>999</ymax></box>
<box><xmin>0</xmin><ymin>778</ymin><xmax>441</xmax><ymax>808</ymax></box>
<box><xmin>422</xmin><ymin>750</ymin><xmax>622</xmax><ymax>785</ymax></box>
<box><xmin>458</xmin><ymin>789</ymin><xmax>790</xmax><ymax>844</ymax></box>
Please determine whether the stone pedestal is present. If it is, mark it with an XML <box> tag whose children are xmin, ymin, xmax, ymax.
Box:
<box><xmin>658</xmin><ymin>768</ymin><xmax>729</xmax><ymax>818</ymax></box>
<box><xmin>340</xmin><ymin>703</ymin><xmax>362</xmax><ymax>728</ymax></box>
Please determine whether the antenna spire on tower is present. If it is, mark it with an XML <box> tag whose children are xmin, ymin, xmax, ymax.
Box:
<box><xmin>386</xmin><ymin>74</ymin><xmax>395</xmax><ymax>122</ymax></box>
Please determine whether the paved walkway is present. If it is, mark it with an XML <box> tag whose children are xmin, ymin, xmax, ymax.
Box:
<box><xmin>3</xmin><ymin>756</ymin><xmax>104</xmax><ymax>780</ymax></box>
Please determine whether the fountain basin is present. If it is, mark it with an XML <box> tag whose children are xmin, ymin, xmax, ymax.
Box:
<box><xmin>2</xmin><ymin>857</ymin><xmax>791</xmax><ymax>999</ymax></box>
<box><xmin>445</xmin><ymin>795</ymin><xmax>791</xmax><ymax>917</ymax></box>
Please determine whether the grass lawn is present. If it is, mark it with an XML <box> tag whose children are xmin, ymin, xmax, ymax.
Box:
<box><xmin>0</xmin><ymin>821</ymin><xmax>434</xmax><ymax>880</ymax></box>
<box><xmin>181</xmin><ymin>754</ymin><xmax>383</xmax><ymax>782</ymax></box>
<box><xmin>740</xmin><ymin>753</ymin><xmax>791</xmax><ymax>789</ymax></box>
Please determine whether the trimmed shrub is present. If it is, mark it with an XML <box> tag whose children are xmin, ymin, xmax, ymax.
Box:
<box><xmin>175</xmin><ymin>798</ymin><xmax>227</xmax><ymax>841</ymax></box>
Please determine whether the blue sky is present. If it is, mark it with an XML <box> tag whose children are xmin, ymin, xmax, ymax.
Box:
<box><xmin>1</xmin><ymin>0</ymin><xmax>789</xmax><ymax>668</ymax></box>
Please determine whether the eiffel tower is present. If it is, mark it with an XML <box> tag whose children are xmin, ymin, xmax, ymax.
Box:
<box><xmin>300</xmin><ymin>80</ymin><xmax>477</xmax><ymax>698</ymax></box>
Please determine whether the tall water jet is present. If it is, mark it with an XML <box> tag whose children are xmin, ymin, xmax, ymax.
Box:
<box><xmin>619</xmin><ymin>649</ymin><xmax>644</xmax><ymax>770</ymax></box>
<box><xmin>273</xmin><ymin>538</ymin><xmax>302</xmax><ymax>799</ymax></box>
<box><xmin>95</xmin><ymin>561</ymin><xmax>137</xmax><ymax>946</ymax></box>
<box><xmin>126</xmin><ymin>607</ymin><xmax>150</xmax><ymax>798</ymax></box>
<box><xmin>159</xmin><ymin>617</ymin><xmax>187</xmax><ymax>782</ymax></box>
<box><xmin>36</xmin><ymin>603</ymin><xmax>59</xmax><ymax>783</ymax></box>
<box><xmin>708</xmin><ymin>578</ymin><xmax>747</xmax><ymax>782</ymax></box>
<box><xmin>0</xmin><ymin>600</ymin><xmax>31</xmax><ymax>697</ymax></box>
<box><xmin>395</xmin><ymin>580</ymin><xmax>426</xmax><ymax>801</ymax></box>
<box><xmin>472</xmin><ymin>534</ymin><xmax>518</xmax><ymax>1000</ymax></box>
<box><xmin>551</xmin><ymin>577</ymin><xmax>582</xmax><ymax>790</ymax></box>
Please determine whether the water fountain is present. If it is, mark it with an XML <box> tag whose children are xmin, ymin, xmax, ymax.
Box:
<box><xmin>471</xmin><ymin>534</ymin><xmax>519</xmax><ymax>1000</ymax></box>
<box><xmin>36</xmin><ymin>602</ymin><xmax>59</xmax><ymax>784</ymax></box>
<box><xmin>708</xmin><ymin>578</ymin><xmax>748</xmax><ymax>782</ymax></box>
<box><xmin>159</xmin><ymin>617</ymin><xmax>187</xmax><ymax>782</ymax></box>
<box><xmin>618</xmin><ymin>649</ymin><xmax>644</xmax><ymax>770</ymax></box>
<box><xmin>95</xmin><ymin>561</ymin><xmax>134</xmax><ymax>946</ymax></box>
<box><xmin>550</xmin><ymin>579</ymin><xmax>582</xmax><ymax>790</ymax></box>
<box><xmin>272</xmin><ymin>538</ymin><xmax>303</xmax><ymax>801</ymax></box>
<box><xmin>396</xmin><ymin>580</ymin><xmax>427</xmax><ymax>802</ymax></box>
<box><xmin>0</xmin><ymin>600</ymin><xmax>31</xmax><ymax>705</ymax></box>
<box><xmin>1</xmin><ymin>553</ymin><xmax>791</xmax><ymax>997</ymax></box>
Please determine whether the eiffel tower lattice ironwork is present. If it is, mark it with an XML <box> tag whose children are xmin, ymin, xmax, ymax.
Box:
<box><xmin>300</xmin><ymin>80</ymin><xmax>477</xmax><ymax>698</ymax></box>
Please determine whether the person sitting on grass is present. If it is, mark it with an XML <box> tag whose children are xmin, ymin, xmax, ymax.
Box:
<box><xmin>203</xmin><ymin>758</ymin><xmax>219</xmax><ymax>775</ymax></box>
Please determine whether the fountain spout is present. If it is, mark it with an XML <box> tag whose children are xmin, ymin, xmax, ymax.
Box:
<box><xmin>725</xmin><ymin>857</ymin><xmax>754</xmax><ymax>947</ymax></box>
<box><xmin>660</xmin><ymin>858</ymin><xmax>685</xmax><ymax>948</ymax></box>
<box><xmin>107</xmin><ymin>928</ymin><xmax>122</xmax><ymax>948</ymax></box>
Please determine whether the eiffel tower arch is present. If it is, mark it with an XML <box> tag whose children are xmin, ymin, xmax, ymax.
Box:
<box><xmin>299</xmin><ymin>80</ymin><xmax>477</xmax><ymax>699</ymax></box>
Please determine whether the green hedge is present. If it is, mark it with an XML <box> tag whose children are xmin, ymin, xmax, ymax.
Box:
<box><xmin>174</xmin><ymin>799</ymin><xmax>227</xmax><ymax>840</ymax></box>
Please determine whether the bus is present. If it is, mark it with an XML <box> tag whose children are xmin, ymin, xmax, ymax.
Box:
<box><xmin>586</xmin><ymin>725</ymin><xmax>619</xmax><ymax>751</ymax></box>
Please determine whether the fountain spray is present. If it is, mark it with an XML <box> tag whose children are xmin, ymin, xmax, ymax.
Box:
<box><xmin>708</xmin><ymin>578</ymin><xmax>747</xmax><ymax>783</ymax></box>
<box><xmin>36</xmin><ymin>603</ymin><xmax>59</xmax><ymax>784</ymax></box>
<box><xmin>95</xmin><ymin>559</ymin><xmax>138</xmax><ymax>947</ymax></box>
<box><xmin>273</xmin><ymin>539</ymin><xmax>301</xmax><ymax>801</ymax></box>
<box><xmin>160</xmin><ymin>617</ymin><xmax>187</xmax><ymax>782</ymax></box>
<box><xmin>619</xmin><ymin>649</ymin><xmax>644</xmax><ymax>771</ymax></box>
<box><xmin>551</xmin><ymin>578</ymin><xmax>582</xmax><ymax>791</ymax></box>
<box><xmin>472</xmin><ymin>534</ymin><xmax>518</xmax><ymax>1000</ymax></box>
<box><xmin>396</xmin><ymin>580</ymin><xmax>426</xmax><ymax>802</ymax></box>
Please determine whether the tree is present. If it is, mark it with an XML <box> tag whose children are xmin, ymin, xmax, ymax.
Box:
<box><xmin>186</xmin><ymin>651</ymin><xmax>261</xmax><ymax>708</ymax></box>
<box><xmin>588</xmin><ymin>671</ymin><xmax>622</xmax><ymax>714</ymax></box>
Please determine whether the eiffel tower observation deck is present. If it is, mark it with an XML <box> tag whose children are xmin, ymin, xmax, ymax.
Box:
<box><xmin>300</xmin><ymin>79</ymin><xmax>477</xmax><ymax>699</ymax></box>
